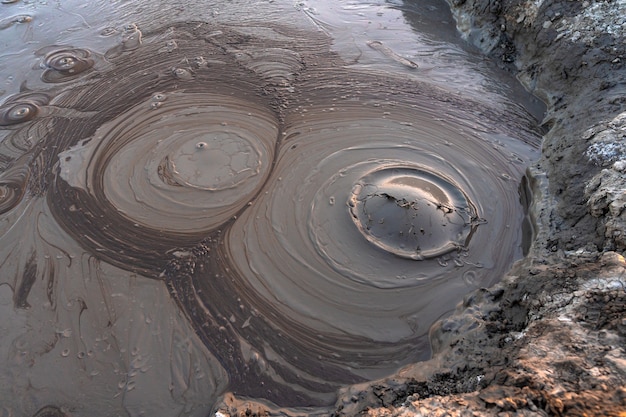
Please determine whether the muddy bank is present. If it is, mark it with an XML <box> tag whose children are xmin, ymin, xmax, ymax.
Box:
<box><xmin>310</xmin><ymin>0</ymin><xmax>626</xmax><ymax>416</ymax></box>
<box><xmin>449</xmin><ymin>0</ymin><xmax>626</xmax><ymax>255</ymax></box>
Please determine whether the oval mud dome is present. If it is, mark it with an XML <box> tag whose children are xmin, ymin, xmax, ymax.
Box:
<box><xmin>349</xmin><ymin>166</ymin><xmax>478</xmax><ymax>260</ymax></box>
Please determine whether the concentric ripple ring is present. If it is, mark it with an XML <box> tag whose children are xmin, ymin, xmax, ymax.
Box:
<box><xmin>0</xmin><ymin>21</ymin><xmax>541</xmax><ymax>408</ymax></box>
<box><xmin>59</xmin><ymin>92</ymin><xmax>276</xmax><ymax>234</ymax></box>
<box><xmin>214</xmin><ymin>82</ymin><xmax>539</xmax><ymax>400</ymax></box>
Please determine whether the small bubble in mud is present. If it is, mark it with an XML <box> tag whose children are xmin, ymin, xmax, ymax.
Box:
<box><xmin>191</xmin><ymin>56</ymin><xmax>208</xmax><ymax>68</ymax></box>
<box><xmin>172</xmin><ymin>67</ymin><xmax>192</xmax><ymax>80</ymax></box>
<box><xmin>61</xmin><ymin>349</ymin><xmax>70</xmax><ymax>357</ymax></box>
<box><xmin>152</xmin><ymin>93</ymin><xmax>167</xmax><ymax>102</ymax></box>
<box><xmin>100</xmin><ymin>27</ymin><xmax>118</xmax><ymax>36</ymax></box>
<box><xmin>165</xmin><ymin>40</ymin><xmax>177</xmax><ymax>51</ymax></box>
<box><xmin>10</xmin><ymin>105</ymin><xmax>32</xmax><ymax>119</ymax></box>
<box><xmin>195</xmin><ymin>141</ymin><xmax>208</xmax><ymax>150</ymax></box>
<box><xmin>53</xmin><ymin>56</ymin><xmax>75</xmax><ymax>70</ymax></box>
<box><xmin>77</xmin><ymin>351</ymin><xmax>85</xmax><ymax>359</ymax></box>
<box><xmin>123</xmin><ymin>23</ymin><xmax>139</xmax><ymax>33</ymax></box>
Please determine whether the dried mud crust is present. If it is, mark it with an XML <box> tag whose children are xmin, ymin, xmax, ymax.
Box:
<box><xmin>445</xmin><ymin>0</ymin><xmax>626</xmax><ymax>254</ymax></box>
<box><xmin>328</xmin><ymin>0</ymin><xmax>626</xmax><ymax>416</ymax></box>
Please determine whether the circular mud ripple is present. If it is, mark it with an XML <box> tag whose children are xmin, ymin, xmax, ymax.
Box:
<box><xmin>39</xmin><ymin>47</ymin><xmax>95</xmax><ymax>83</ymax></box>
<box><xmin>0</xmin><ymin>93</ymin><xmax>48</xmax><ymax>126</ymax></box>
<box><xmin>37</xmin><ymin>22</ymin><xmax>286</xmax><ymax>276</ymax></box>
<box><xmin>204</xmin><ymin>94</ymin><xmax>538</xmax><ymax>403</ymax></box>
<box><xmin>59</xmin><ymin>92</ymin><xmax>276</xmax><ymax>234</ymax></box>
<box><xmin>0</xmin><ymin>164</ymin><xmax>29</xmax><ymax>214</ymax></box>
<box><xmin>52</xmin><ymin>91</ymin><xmax>278</xmax><ymax>276</ymax></box>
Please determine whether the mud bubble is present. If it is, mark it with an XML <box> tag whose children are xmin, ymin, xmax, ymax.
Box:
<box><xmin>38</xmin><ymin>47</ymin><xmax>95</xmax><ymax>83</ymax></box>
<box><xmin>348</xmin><ymin>166</ymin><xmax>478</xmax><ymax>260</ymax></box>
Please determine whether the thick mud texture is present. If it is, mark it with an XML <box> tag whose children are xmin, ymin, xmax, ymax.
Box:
<box><xmin>0</xmin><ymin>2</ymin><xmax>543</xmax><ymax>414</ymax></box>
<box><xmin>0</xmin><ymin>0</ymin><xmax>623</xmax><ymax>416</ymax></box>
<box><xmin>287</xmin><ymin>0</ymin><xmax>626</xmax><ymax>416</ymax></box>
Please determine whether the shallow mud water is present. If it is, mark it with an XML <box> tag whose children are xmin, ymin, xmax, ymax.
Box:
<box><xmin>0</xmin><ymin>0</ymin><xmax>543</xmax><ymax>415</ymax></box>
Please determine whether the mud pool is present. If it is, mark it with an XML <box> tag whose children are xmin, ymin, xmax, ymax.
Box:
<box><xmin>0</xmin><ymin>0</ymin><xmax>544</xmax><ymax>415</ymax></box>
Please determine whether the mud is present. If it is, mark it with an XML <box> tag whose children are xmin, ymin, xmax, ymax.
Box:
<box><xmin>0</xmin><ymin>0</ymin><xmax>623</xmax><ymax>416</ymax></box>
<box><xmin>305</xmin><ymin>0</ymin><xmax>626</xmax><ymax>416</ymax></box>
<box><xmin>0</xmin><ymin>0</ymin><xmax>546</xmax><ymax>414</ymax></box>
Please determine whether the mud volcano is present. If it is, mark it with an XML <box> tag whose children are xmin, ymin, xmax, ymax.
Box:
<box><xmin>0</xmin><ymin>3</ymin><xmax>545</xmax><ymax>415</ymax></box>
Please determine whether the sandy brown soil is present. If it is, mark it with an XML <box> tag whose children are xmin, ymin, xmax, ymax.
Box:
<box><xmin>320</xmin><ymin>0</ymin><xmax>626</xmax><ymax>415</ymax></box>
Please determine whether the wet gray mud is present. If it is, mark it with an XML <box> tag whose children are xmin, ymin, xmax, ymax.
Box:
<box><xmin>0</xmin><ymin>0</ymin><xmax>552</xmax><ymax>416</ymax></box>
<box><xmin>325</xmin><ymin>0</ymin><xmax>626</xmax><ymax>416</ymax></box>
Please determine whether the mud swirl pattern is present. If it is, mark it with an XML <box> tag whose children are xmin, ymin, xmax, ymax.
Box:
<box><xmin>200</xmin><ymin>78</ymin><xmax>540</xmax><ymax>402</ymax></box>
<box><xmin>0</xmin><ymin>21</ymin><xmax>541</xmax><ymax>410</ymax></box>
<box><xmin>59</xmin><ymin>92</ymin><xmax>276</xmax><ymax>235</ymax></box>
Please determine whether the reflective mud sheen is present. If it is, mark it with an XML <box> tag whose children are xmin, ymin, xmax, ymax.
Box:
<box><xmin>0</xmin><ymin>0</ymin><xmax>542</xmax><ymax>415</ymax></box>
<box><xmin>348</xmin><ymin>167</ymin><xmax>476</xmax><ymax>260</ymax></box>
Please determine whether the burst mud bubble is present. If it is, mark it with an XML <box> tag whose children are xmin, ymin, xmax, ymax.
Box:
<box><xmin>0</xmin><ymin>18</ymin><xmax>541</xmax><ymax>413</ymax></box>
